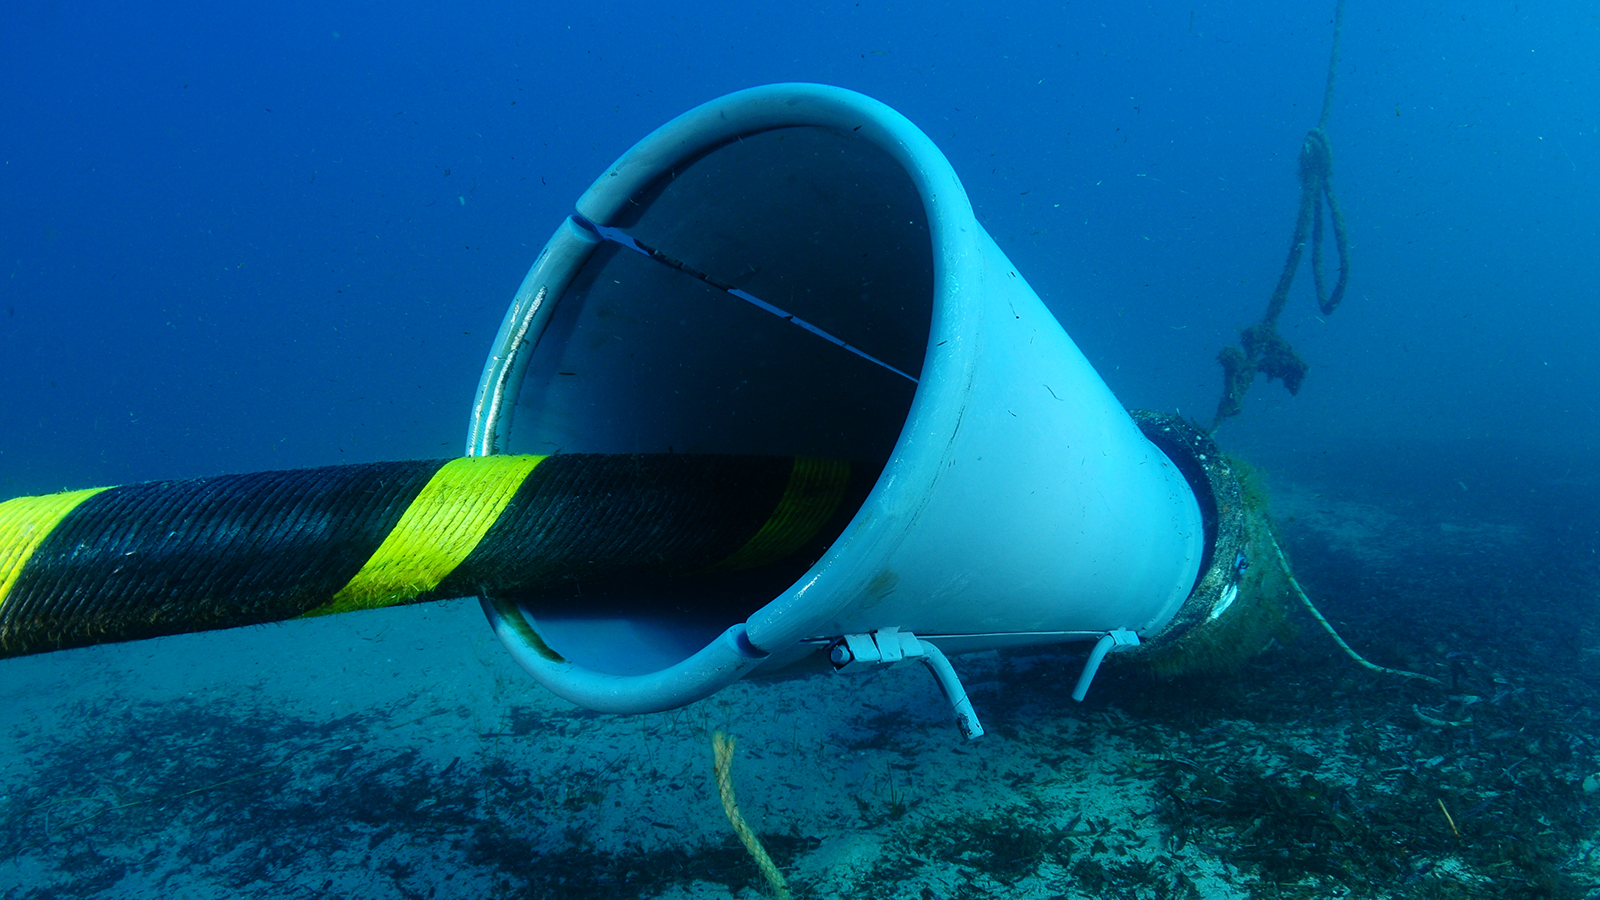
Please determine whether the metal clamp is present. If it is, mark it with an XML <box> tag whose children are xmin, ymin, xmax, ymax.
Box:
<box><xmin>827</xmin><ymin>628</ymin><xmax>985</xmax><ymax>741</ymax></box>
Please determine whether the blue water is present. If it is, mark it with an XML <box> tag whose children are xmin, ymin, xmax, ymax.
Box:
<box><xmin>4</xmin><ymin>0</ymin><xmax>1594</xmax><ymax>494</ymax></box>
<box><xmin>2</xmin><ymin>1</ymin><xmax>1597</xmax><ymax>898</ymax></box>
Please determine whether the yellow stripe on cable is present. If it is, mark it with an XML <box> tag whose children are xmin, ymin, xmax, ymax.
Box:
<box><xmin>305</xmin><ymin>455</ymin><xmax>546</xmax><ymax>617</ymax></box>
<box><xmin>0</xmin><ymin>487</ymin><xmax>110</xmax><ymax>608</ymax></box>
<box><xmin>711</xmin><ymin>457</ymin><xmax>850</xmax><ymax>572</ymax></box>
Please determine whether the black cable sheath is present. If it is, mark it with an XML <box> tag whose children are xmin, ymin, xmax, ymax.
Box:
<box><xmin>0</xmin><ymin>454</ymin><xmax>855</xmax><ymax>658</ymax></box>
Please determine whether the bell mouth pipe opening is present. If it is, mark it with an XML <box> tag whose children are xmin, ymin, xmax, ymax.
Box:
<box><xmin>469</xmin><ymin>86</ymin><xmax>940</xmax><ymax>710</ymax></box>
<box><xmin>469</xmin><ymin>84</ymin><xmax>1219</xmax><ymax>715</ymax></box>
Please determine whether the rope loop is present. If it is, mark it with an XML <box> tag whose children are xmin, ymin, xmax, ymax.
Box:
<box><xmin>1210</xmin><ymin>3</ymin><xmax>1351</xmax><ymax>430</ymax></box>
<box><xmin>1298</xmin><ymin>128</ymin><xmax>1332</xmax><ymax>189</ymax></box>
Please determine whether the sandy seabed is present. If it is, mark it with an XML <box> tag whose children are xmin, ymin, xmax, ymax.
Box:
<box><xmin>2</xmin><ymin>470</ymin><xmax>1597</xmax><ymax>900</ymax></box>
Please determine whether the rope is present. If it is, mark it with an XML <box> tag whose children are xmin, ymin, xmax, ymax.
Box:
<box><xmin>1212</xmin><ymin>0</ymin><xmax>1352</xmax><ymax>429</ymax></box>
<box><xmin>711</xmin><ymin>731</ymin><xmax>791</xmax><ymax>900</ymax></box>
<box><xmin>1268</xmin><ymin>530</ymin><xmax>1443</xmax><ymax>686</ymax></box>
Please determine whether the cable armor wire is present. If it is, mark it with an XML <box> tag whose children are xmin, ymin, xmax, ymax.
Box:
<box><xmin>0</xmin><ymin>454</ymin><xmax>863</xmax><ymax>658</ymax></box>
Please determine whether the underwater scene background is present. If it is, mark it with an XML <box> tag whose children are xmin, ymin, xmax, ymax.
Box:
<box><xmin>1</xmin><ymin>1</ymin><xmax>1596</xmax><ymax>898</ymax></box>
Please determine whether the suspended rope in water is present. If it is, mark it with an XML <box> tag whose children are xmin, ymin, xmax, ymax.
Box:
<box><xmin>1212</xmin><ymin>0</ymin><xmax>1352</xmax><ymax>429</ymax></box>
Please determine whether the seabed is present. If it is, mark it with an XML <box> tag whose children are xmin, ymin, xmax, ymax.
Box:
<box><xmin>2</xmin><ymin>466</ymin><xmax>1597</xmax><ymax>900</ymax></box>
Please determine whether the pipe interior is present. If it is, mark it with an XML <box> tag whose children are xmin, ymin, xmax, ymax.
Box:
<box><xmin>503</xmin><ymin>125</ymin><xmax>934</xmax><ymax>674</ymax></box>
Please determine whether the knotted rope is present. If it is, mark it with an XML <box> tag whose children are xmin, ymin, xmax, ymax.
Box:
<box><xmin>1212</xmin><ymin>0</ymin><xmax>1351</xmax><ymax>429</ymax></box>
